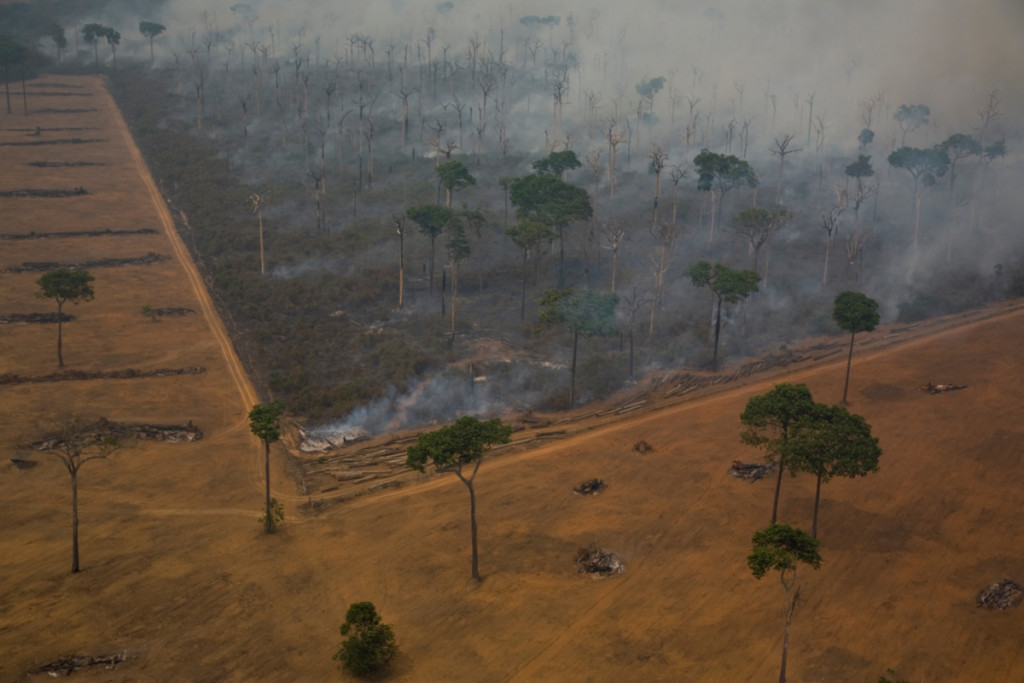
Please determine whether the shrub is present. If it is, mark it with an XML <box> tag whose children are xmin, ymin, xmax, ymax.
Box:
<box><xmin>333</xmin><ymin>602</ymin><xmax>397</xmax><ymax>678</ymax></box>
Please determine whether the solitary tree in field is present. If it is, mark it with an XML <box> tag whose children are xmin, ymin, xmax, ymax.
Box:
<box><xmin>435</xmin><ymin>160</ymin><xmax>475</xmax><ymax>207</ymax></box>
<box><xmin>786</xmin><ymin>403</ymin><xmax>881</xmax><ymax>538</ymax></box>
<box><xmin>539</xmin><ymin>288</ymin><xmax>619</xmax><ymax>407</ymax></box>
<box><xmin>37</xmin><ymin>269</ymin><xmax>95</xmax><ymax>368</ymax></box>
<box><xmin>686</xmin><ymin>260</ymin><xmax>760</xmax><ymax>370</ymax></box>
<box><xmin>740</xmin><ymin>383</ymin><xmax>817</xmax><ymax>524</ymax></box>
<box><xmin>139</xmin><ymin>21</ymin><xmax>166</xmax><ymax>63</ymax></box>
<box><xmin>406</xmin><ymin>416</ymin><xmax>513</xmax><ymax>582</ymax></box>
<box><xmin>832</xmin><ymin>291</ymin><xmax>880</xmax><ymax>403</ymax></box>
<box><xmin>333</xmin><ymin>601</ymin><xmax>398</xmax><ymax>678</ymax></box>
<box><xmin>248</xmin><ymin>401</ymin><xmax>285</xmax><ymax>533</ymax></box>
<box><xmin>748</xmin><ymin>524</ymin><xmax>822</xmax><ymax>683</ymax></box>
<box><xmin>32</xmin><ymin>417</ymin><xmax>127</xmax><ymax>573</ymax></box>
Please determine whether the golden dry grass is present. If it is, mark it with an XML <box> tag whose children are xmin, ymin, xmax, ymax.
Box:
<box><xmin>2</xmin><ymin>76</ymin><xmax>1024</xmax><ymax>682</ymax></box>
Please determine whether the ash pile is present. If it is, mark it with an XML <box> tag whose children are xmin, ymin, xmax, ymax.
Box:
<box><xmin>976</xmin><ymin>579</ymin><xmax>1023</xmax><ymax>611</ymax></box>
<box><xmin>729</xmin><ymin>461</ymin><xmax>775</xmax><ymax>481</ymax></box>
<box><xmin>573</xmin><ymin>478</ymin><xmax>606</xmax><ymax>495</ymax></box>
<box><xmin>575</xmin><ymin>544</ymin><xmax>624</xmax><ymax>577</ymax></box>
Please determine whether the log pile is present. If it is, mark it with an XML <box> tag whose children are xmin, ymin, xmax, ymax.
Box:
<box><xmin>30</xmin><ymin>651</ymin><xmax>131</xmax><ymax>676</ymax></box>
<box><xmin>29</xmin><ymin>419</ymin><xmax>203</xmax><ymax>451</ymax></box>
<box><xmin>573</xmin><ymin>479</ymin><xmax>606</xmax><ymax>495</ymax></box>
<box><xmin>729</xmin><ymin>460</ymin><xmax>776</xmax><ymax>481</ymax></box>
<box><xmin>575</xmin><ymin>544</ymin><xmax>624</xmax><ymax>577</ymax></box>
<box><xmin>4</xmin><ymin>252</ymin><xmax>169</xmax><ymax>273</ymax></box>
<box><xmin>976</xmin><ymin>579</ymin><xmax>1023</xmax><ymax>611</ymax></box>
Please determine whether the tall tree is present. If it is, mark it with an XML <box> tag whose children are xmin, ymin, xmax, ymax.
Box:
<box><xmin>406</xmin><ymin>416</ymin><xmax>512</xmax><ymax>582</ymax></box>
<box><xmin>539</xmin><ymin>288</ymin><xmax>619</xmax><ymax>407</ymax></box>
<box><xmin>740</xmin><ymin>383</ymin><xmax>817</xmax><ymax>524</ymax></box>
<box><xmin>36</xmin><ymin>269</ymin><xmax>95</xmax><ymax>368</ymax></box>
<box><xmin>407</xmin><ymin>204</ymin><xmax>458</xmax><ymax>294</ymax></box>
<box><xmin>248</xmin><ymin>401</ymin><xmax>285</xmax><ymax>534</ymax></box>
<box><xmin>694</xmin><ymin>149</ymin><xmax>757</xmax><ymax>247</ymax></box>
<box><xmin>507</xmin><ymin>219</ymin><xmax>556</xmax><ymax>321</ymax></box>
<box><xmin>887</xmin><ymin>146</ymin><xmax>948</xmax><ymax>251</ymax></box>
<box><xmin>938</xmin><ymin>133</ymin><xmax>981</xmax><ymax>201</ymax></box>
<box><xmin>81</xmin><ymin>23</ymin><xmax>106</xmax><ymax>69</ymax></box>
<box><xmin>893</xmin><ymin>104</ymin><xmax>929</xmax><ymax>146</ymax></box>
<box><xmin>139</xmin><ymin>21</ymin><xmax>166</xmax><ymax>63</ymax></box>
<box><xmin>102</xmin><ymin>27</ymin><xmax>120</xmax><ymax>70</ymax></box>
<box><xmin>731</xmin><ymin>207</ymin><xmax>792</xmax><ymax>275</ymax></box>
<box><xmin>770</xmin><ymin>134</ymin><xmax>802</xmax><ymax>204</ymax></box>
<box><xmin>510</xmin><ymin>173</ymin><xmax>592</xmax><ymax>288</ymax></box>
<box><xmin>532</xmin><ymin>149</ymin><xmax>582</xmax><ymax>180</ymax></box>
<box><xmin>31</xmin><ymin>417</ymin><xmax>128</xmax><ymax>573</ymax></box>
<box><xmin>786</xmin><ymin>403</ymin><xmax>882</xmax><ymax>538</ymax></box>
<box><xmin>748</xmin><ymin>524</ymin><xmax>822</xmax><ymax>683</ymax></box>
<box><xmin>0</xmin><ymin>36</ymin><xmax>29</xmax><ymax>115</ymax></box>
<box><xmin>435</xmin><ymin>159</ymin><xmax>475</xmax><ymax>207</ymax></box>
<box><xmin>686</xmin><ymin>261</ymin><xmax>760</xmax><ymax>370</ymax></box>
<box><xmin>832</xmin><ymin>291</ymin><xmax>880</xmax><ymax>404</ymax></box>
<box><xmin>445</xmin><ymin>218</ymin><xmax>471</xmax><ymax>343</ymax></box>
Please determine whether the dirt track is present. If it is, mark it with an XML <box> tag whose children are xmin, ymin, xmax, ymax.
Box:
<box><xmin>3</xmin><ymin>76</ymin><xmax>1024</xmax><ymax>682</ymax></box>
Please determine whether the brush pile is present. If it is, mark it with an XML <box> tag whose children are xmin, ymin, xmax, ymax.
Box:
<box><xmin>976</xmin><ymin>579</ymin><xmax>1023</xmax><ymax>610</ymax></box>
<box><xmin>729</xmin><ymin>460</ymin><xmax>776</xmax><ymax>481</ymax></box>
<box><xmin>575</xmin><ymin>544</ymin><xmax>624</xmax><ymax>577</ymax></box>
<box><xmin>573</xmin><ymin>478</ymin><xmax>606</xmax><ymax>495</ymax></box>
<box><xmin>922</xmin><ymin>381</ymin><xmax>967</xmax><ymax>394</ymax></box>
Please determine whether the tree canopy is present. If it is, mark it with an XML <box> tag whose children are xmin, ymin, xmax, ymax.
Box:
<box><xmin>532</xmin><ymin>150</ymin><xmax>582</xmax><ymax>178</ymax></box>
<box><xmin>833</xmin><ymin>291</ymin><xmax>880</xmax><ymax>403</ymax></box>
<box><xmin>686</xmin><ymin>260</ymin><xmax>760</xmax><ymax>370</ymax></box>
<box><xmin>36</xmin><ymin>268</ymin><xmax>95</xmax><ymax>368</ymax></box>
<box><xmin>249</xmin><ymin>401</ymin><xmax>285</xmax><ymax>533</ymax></box>
<box><xmin>435</xmin><ymin>160</ymin><xmax>475</xmax><ymax>206</ymax></box>
<box><xmin>333</xmin><ymin>601</ymin><xmax>398</xmax><ymax>678</ymax></box>
<box><xmin>540</xmin><ymin>287</ymin><xmax>619</xmax><ymax>407</ymax></box>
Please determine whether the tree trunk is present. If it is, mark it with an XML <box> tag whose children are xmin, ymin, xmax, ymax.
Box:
<box><xmin>263</xmin><ymin>441</ymin><xmax>273</xmax><ymax>533</ymax></box>
<box><xmin>570</xmin><ymin>327</ymin><xmax>579</xmax><ymax>407</ymax></box>
<box><xmin>71</xmin><ymin>468</ymin><xmax>80</xmax><ymax>573</ymax></box>
<box><xmin>56</xmin><ymin>300</ymin><xmax>65</xmax><ymax>368</ymax></box>
<box><xmin>520</xmin><ymin>251</ymin><xmax>528</xmax><ymax>321</ymax></box>
<box><xmin>812</xmin><ymin>472</ymin><xmax>822</xmax><ymax>539</ymax></box>
<box><xmin>842</xmin><ymin>331</ymin><xmax>855</xmax><ymax>404</ymax></box>
<box><xmin>712</xmin><ymin>294</ymin><xmax>723</xmax><ymax>370</ymax></box>
<box><xmin>771</xmin><ymin>451</ymin><xmax>785</xmax><ymax>525</ymax></box>
<box><xmin>779</xmin><ymin>582</ymin><xmax>799</xmax><ymax>683</ymax></box>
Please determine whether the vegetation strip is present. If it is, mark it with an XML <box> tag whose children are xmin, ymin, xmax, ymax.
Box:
<box><xmin>0</xmin><ymin>188</ymin><xmax>87</xmax><ymax>197</ymax></box>
<box><xmin>4</xmin><ymin>252</ymin><xmax>168</xmax><ymax>272</ymax></box>
<box><xmin>0</xmin><ymin>366</ymin><xmax>205</xmax><ymax>385</ymax></box>
<box><xmin>0</xmin><ymin>228</ymin><xmax>155</xmax><ymax>240</ymax></box>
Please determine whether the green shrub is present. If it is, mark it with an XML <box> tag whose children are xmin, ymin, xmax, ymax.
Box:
<box><xmin>333</xmin><ymin>602</ymin><xmax>397</xmax><ymax>678</ymax></box>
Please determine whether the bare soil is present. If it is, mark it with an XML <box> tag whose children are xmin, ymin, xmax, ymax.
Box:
<box><xmin>3</xmin><ymin>75</ymin><xmax>1024</xmax><ymax>682</ymax></box>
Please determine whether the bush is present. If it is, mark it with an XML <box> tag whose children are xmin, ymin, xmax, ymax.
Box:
<box><xmin>333</xmin><ymin>602</ymin><xmax>397</xmax><ymax>678</ymax></box>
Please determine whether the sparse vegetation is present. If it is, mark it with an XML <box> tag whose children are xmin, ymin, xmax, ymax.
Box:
<box><xmin>333</xmin><ymin>602</ymin><xmax>397</xmax><ymax>678</ymax></box>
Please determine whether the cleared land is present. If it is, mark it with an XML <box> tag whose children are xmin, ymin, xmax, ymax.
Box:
<box><xmin>2</xmin><ymin>76</ymin><xmax>1024</xmax><ymax>682</ymax></box>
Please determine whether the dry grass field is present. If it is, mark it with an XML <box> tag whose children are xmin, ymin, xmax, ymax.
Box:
<box><xmin>3</xmin><ymin>75</ymin><xmax>1024</xmax><ymax>682</ymax></box>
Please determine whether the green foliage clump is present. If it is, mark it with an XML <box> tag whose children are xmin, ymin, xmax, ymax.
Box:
<box><xmin>258</xmin><ymin>498</ymin><xmax>284</xmax><ymax>532</ymax></box>
<box><xmin>333</xmin><ymin>602</ymin><xmax>397</xmax><ymax>678</ymax></box>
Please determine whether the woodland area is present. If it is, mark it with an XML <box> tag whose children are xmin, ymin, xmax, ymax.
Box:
<box><xmin>3</xmin><ymin>0</ymin><xmax>1021</xmax><ymax>435</ymax></box>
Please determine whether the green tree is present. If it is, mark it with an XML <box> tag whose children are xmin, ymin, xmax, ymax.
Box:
<box><xmin>832</xmin><ymin>291</ymin><xmax>880</xmax><ymax>403</ymax></box>
<box><xmin>445</xmin><ymin>219</ymin><xmax>471</xmax><ymax>343</ymax></box>
<box><xmin>844</xmin><ymin>154</ymin><xmax>875</xmax><ymax>221</ymax></box>
<box><xmin>81</xmin><ymin>23</ymin><xmax>107</xmax><ymax>69</ymax></box>
<box><xmin>731</xmin><ymin>207</ymin><xmax>793</xmax><ymax>274</ymax></box>
<box><xmin>740</xmin><ymin>383</ymin><xmax>817</xmax><ymax>524</ymax></box>
<box><xmin>32</xmin><ymin>417</ymin><xmax>127</xmax><ymax>573</ymax></box>
<box><xmin>510</xmin><ymin>173</ymin><xmax>592</xmax><ymax>288</ymax></box>
<box><xmin>102</xmin><ymin>27</ymin><xmax>120</xmax><ymax>70</ymax></box>
<box><xmin>693</xmin><ymin>149</ymin><xmax>757</xmax><ymax>245</ymax></box>
<box><xmin>938</xmin><ymin>133</ymin><xmax>981</xmax><ymax>200</ymax></box>
<box><xmin>36</xmin><ymin>269</ymin><xmax>95</xmax><ymax>368</ymax></box>
<box><xmin>686</xmin><ymin>261</ymin><xmax>760</xmax><ymax>370</ymax></box>
<box><xmin>139</xmin><ymin>21</ymin><xmax>166</xmax><ymax>63</ymax></box>
<box><xmin>539</xmin><ymin>288</ymin><xmax>619</xmax><ymax>407</ymax></box>
<box><xmin>407</xmin><ymin>204</ymin><xmax>458</xmax><ymax>294</ymax></box>
<box><xmin>333</xmin><ymin>602</ymin><xmax>398</xmax><ymax>678</ymax></box>
<box><xmin>748</xmin><ymin>524</ymin><xmax>822</xmax><ymax>683</ymax></box>
<box><xmin>786</xmin><ymin>403</ymin><xmax>882</xmax><ymax>538</ymax></box>
<box><xmin>248</xmin><ymin>401</ymin><xmax>285</xmax><ymax>533</ymax></box>
<box><xmin>0</xmin><ymin>36</ymin><xmax>29</xmax><ymax>115</ymax></box>
<box><xmin>406</xmin><ymin>417</ymin><xmax>513</xmax><ymax>581</ymax></box>
<box><xmin>532</xmin><ymin>150</ymin><xmax>582</xmax><ymax>180</ymax></box>
<box><xmin>893</xmin><ymin>103</ymin><xmax>929</xmax><ymax>146</ymax></box>
<box><xmin>887</xmin><ymin>146</ymin><xmax>949</xmax><ymax>250</ymax></box>
<box><xmin>435</xmin><ymin>160</ymin><xmax>475</xmax><ymax>207</ymax></box>
<box><xmin>506</xmin><ymin>219</ymin><xmax>555</xmax><ymax>321</ymax></box>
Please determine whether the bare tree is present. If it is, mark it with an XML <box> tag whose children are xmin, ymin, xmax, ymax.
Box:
<box><xmin>601</xmin><ymin>223</ymin><xmax>627</xmax><ymax>293</ymax></box>
<box><xmin>648</xmin><ymin>144</ymin><xmax>669</xmax><ymax>226</ymax></box>
<box><xmin>605</xmin><ymin>118</ymin><xmax>624</xmax><ymax>199</ymax></box>
<box><xmin>250</xmin><ymin>193</ymin><xmax>266</xmax><ymax>273</ymax></box>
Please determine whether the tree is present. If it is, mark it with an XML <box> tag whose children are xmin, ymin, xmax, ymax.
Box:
<box><xmin>786</xmin><ymin>403</ymin><xmax>881</xmax><ymax>538</ymax></box>
<box><xmin>770</xmin><ymin>134</ymin><xmax>802</xmax><ymax>204</ymax></box>
<box><xmin>507</xmin><ymin>219</ymin><xmax>556</xmax><ymax>321</ymax></box>
<box><xmin>740</xmin><ymin>383</ymin><xmax>816</xmax><ymax>524</ymax></box>
<box><xmin>31</xmin><ymin>417</ymin><xmax>128</xmax><ymax>573</ymax></box>
<box><xmin>686</xmin><ymin>261</ymin><xmax>760</xmax><ymax>370</ymax></box>
<box><xmin>833</xmin><ymin>291</ymin><xmax>880</xmax><ymax>404</ymax></box>
<box><xmin>887</xmin><ymin>146</ymin><xmax>948</xmax><ymax>251</ymax></box>
<box><xmin>82</xmin><ymin>23</ymin><xmax>106</xmax><ymax>69</ymax></box>
<box><xmin>36</xmin><ymin>269</ymin><xmax>95</xmax><ymax>368</ymax></box>
<box><xmin>893</xmin><ymin>104</ymin><xmax>929</xmax><ymax>146</ymax></box>
<box><xmin>102</xmin><ymin>27</ymin><xmax>120</xmax><ymax>71</ymax></box>
<box><xmin>445</xmin><ymin>217</ymin><xmax>471</xmax><ymax>343</ymax></box>
<box><xmin>510</xmin><ymin>173</ymin><xmax>592</xmax><ymax>289</ymax></box>
<box><xmin>407</xmin><ymin>204</ymin><xmax>458</xmax><ymax>294</ymax></box>
<box><xmin>748</xmin><ymin>524</ymin><xmax>822</xmax><ymax>683</ymax></box>
<box><xmin>938</xmin><ymin>133</ymin><xmax>981</xmax><ymax>200</ymax></box>
<box><xmin>248</xmin><ymin>401</ymin><xmax>285</xmax><ymax>533</ymax></box>
<box><xmin>406</xmin><ymin>417</ymin><xmax>513</xmax><ymax>581</ymax></box>
<box><xmin>731</xmin><ymin>207</ymin><xmax>792</xmax><ymax>275</ymax></box>
<box><xmin>139</xmin><ymin>21</ymin><xmax>166</xmax><ymax>63</ymax></box>
<box><xmin>333</xmin><ymin>602</ymin><xmax>398</xmax><ymax>678</ymax></box>
<box><xmin>539</xmin><ymin>288</ymin><xmax>619</xmax><ymax>407</ymax></box>
<box><xmin>532</xmin><ymin>149</ymin><xmax>582</xmax><ymax>180</ymax></box>
<box><xmin>694</xmin><ymin>149</ymin><xmax>757</xmax><ymax>246</ymax></box>
<box><xmin>435</xmin><ymin>160</ymin><xmax>475</xmax><ymax>207</ymax></box>
<box><xmin>0</xmin><ymin>36</ymin><xmax>29</xmax><ymax>115</ymax></box>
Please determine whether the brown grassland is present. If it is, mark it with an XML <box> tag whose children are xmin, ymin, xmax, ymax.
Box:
<box><xmin>2</xmin><ymin>75</ymin><xmax>1024</xmax><ymax>682</ymax></box>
